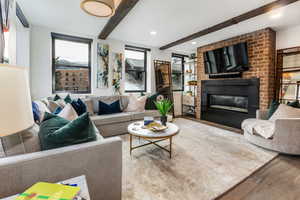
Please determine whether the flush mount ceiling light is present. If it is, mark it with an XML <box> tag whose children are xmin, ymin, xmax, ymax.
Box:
<box><xmin>81</xmin><ymin>0</ymin><xmax>115</xmax><ymax>17</ymax></box>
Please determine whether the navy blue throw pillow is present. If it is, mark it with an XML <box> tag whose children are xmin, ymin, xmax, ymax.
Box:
<box><xmin>98</xmin><ymin>100</ymin><xmax>122</xmax><ymax>115</ymax></box>
<box><xmin>32</xmin><ymin>102</ymin><xmax>41</xmax><ymax>122</ymax></box>
<box><xmin>53</xmin><ymin>106</ymin><xmax>63</xmax><ymax>115</ymax></box>
<box><xmin>71</xmin><ymin>98</ymin><xmax>87</xmax><ymax>116</ymax></box>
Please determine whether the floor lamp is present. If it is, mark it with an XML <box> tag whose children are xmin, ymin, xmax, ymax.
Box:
<box><xmin>0</xmin><ymin>64</ymin><xmax>34</xmax><ymax>156</ymax></box>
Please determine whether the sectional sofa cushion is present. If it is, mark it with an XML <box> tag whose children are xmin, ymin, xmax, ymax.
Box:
<box><xmin>0</xmin><ymin>124</ymin><xmax>41</xmax><ymax>157</ymax></box>
<box><xmin>130</xmin><ymin>110</ymin><xmax>160</xmax><ymax>120</ymax></box>
<box><xmin>39</xmin><ymin>113</ymin><xmax>97</xmax><ymax>150</ymax></box>
<box><xmin>91</xmin><ymin>113</ymin><xmax>132</xmax><ymax>126</ymax></box>
<box><xmin>98</xmin><ymin>100</ymin><xmax>122</xmax><ymax>115</ymax></box>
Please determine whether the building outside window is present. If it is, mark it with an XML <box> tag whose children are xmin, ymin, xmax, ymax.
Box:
<box><xmin>125</xmin><ymin>46</ymin><xmax>148</xmax><ymax>92</ymax></box>
<box><xmin>171</xmin><ymin>54</ymin><xmax>185</xmax><ymax>91</ymax></box>
<box><xmin>52</xmin><ymin>33</ymin><xmax>92</xmax><ymax>94</ymax></box>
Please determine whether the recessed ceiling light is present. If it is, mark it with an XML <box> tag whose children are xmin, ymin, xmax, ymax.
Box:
<box><xmin>150</xmin><ymin>31</ymin><xmax>157</xmax><ymax>36</ymax></box>
<box><xmin>192</xmin><ymin>41</ymin><xmax>197</xmax><ymax>45</ymax></box>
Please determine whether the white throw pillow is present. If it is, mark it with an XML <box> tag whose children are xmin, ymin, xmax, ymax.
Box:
<box><xmin>34</xmin><ymin>100</ymin><xmax>51</xmax><ymax>122</ymax></box>
<box><xmin>58</xmin><ymin>104</ymin><xmax>78</xmax><ymax>121</ymax></box>
<box><xmin>125</xmin><ymin>95</ymin><xmax>147</xmax><ymax>112</ymax></box>
<box><xmin>269</xmin><ymin>104</ymin><xmax>300</xmax><ymax>122</ymax></box>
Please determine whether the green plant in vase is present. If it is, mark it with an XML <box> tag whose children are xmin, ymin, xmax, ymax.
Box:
<box><xmin>154</xmin><ymin>99</ymin><xmax>173</xmax><ymax>126</ymax></box>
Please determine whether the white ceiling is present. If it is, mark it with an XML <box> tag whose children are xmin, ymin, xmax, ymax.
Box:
<box><xmin>17</xmin><ymin>0</ymin><xmax>300</xmax><ymax>53</ymax></box>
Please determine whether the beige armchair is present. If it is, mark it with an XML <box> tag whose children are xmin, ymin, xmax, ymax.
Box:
<box><xmin>243</xmin><ymin>110</ymin><xmax>300</xmax><ymax>155</ymax></box>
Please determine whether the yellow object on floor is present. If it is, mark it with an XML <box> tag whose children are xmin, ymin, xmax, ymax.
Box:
<box><xmin>15</xmin><ymin>182</ymin><xmax>80</xmax><ymax>200</ymax></box>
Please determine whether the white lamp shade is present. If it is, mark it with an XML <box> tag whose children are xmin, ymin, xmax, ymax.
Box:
<box><xmin>81</xmin><ymin>0</ymin><xmax>115</xmax><ymax>17</ymax></box>
<box><xmin>0</xmin><ymin>64</ymin><xmax>34</xmax><ymax>137</ymax></box>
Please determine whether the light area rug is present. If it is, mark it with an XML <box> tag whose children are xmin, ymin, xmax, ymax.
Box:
<box><xmin>122</xmin><ymin>118</ymin><xmax>278</xmax><ymax>200</ymax></box>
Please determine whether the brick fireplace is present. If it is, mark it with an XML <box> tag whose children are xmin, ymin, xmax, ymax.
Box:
<box><xmin>196</xmin><ymin>28</ymin><xmax>276</xmax><ymax>125</ymax></box>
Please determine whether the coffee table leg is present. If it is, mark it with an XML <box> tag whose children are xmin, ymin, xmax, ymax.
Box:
<box><xmin>170</xmin><ymin>137</ymin><xmax>172</xmax><ymax>159</ymax></box>
<box><xmin>130</xmin><ymin>134</ymin><xmax>132</xmax><ymax>155</ymax></box>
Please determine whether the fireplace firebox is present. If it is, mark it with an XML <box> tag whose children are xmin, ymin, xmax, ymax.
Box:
<box><xmin>201</xmin><ymin>78</ymin><xmax>259</xmax><ymax>129</ymax></box>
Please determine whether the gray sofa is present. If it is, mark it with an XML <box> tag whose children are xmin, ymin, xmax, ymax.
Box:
<box><xmin>0</xmin><ymin>95</ymin><xmax>159</xmax><ymax>199</ymax></box>
<box><xmin>85</xmin><ymin>95</ymin><xmax>160</xmax><ymax>137</ymax></box>
<box><xmin>242</xmin><ymin>110</ymin><xmax>300</xmax><ymax>155</ymax></box>
<box><xmin>0</xmin><ymin>126</ymin><xmax>122</xmax><ymax>200</ymax></box>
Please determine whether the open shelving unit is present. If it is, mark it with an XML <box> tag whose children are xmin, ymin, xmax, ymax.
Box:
<box><xmin>182</xmin><ymin>58</ymin><xmax>197</xmax><ymax>118</ymax></box>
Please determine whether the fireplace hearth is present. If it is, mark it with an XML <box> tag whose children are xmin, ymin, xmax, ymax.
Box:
<box><xmin>201</xmin><ymin>78</ymin><xmax>259</xmax><ymax>129</ymax></box>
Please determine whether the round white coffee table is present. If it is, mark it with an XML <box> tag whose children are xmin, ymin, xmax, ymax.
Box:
<box><xmin>127</xmin><ymin>121</ymin><xmax>180</xmax><ymax>158</ymax></box>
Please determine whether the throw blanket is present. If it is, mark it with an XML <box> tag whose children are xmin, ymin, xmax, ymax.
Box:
<box><xmin>242</xmin><ymin>119</ymin><xmax>275</xmax><ymax>139</ymax></box>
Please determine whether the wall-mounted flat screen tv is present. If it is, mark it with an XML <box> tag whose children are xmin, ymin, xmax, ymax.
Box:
<box><xmin>204</xmin><ymin>42</ymin><xmax>249</xmax><ymax>74</ymax></box>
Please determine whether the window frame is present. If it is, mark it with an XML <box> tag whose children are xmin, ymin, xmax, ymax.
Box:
<box><xmin>51</xmin><ymin>32</ymin><xmax>93</xmax><ymax>94</ymax></box>
<box><xmin>124</xmin><ymin>45</ymin><xmax>149</xmax><ymax>93</ymax></box>
<box><xmin>276</xmin><ymin>47</ymin><xmax>300</xmax><ymax>102</ymax></box>
<box><xmin>171</xmin><ymin>53</ymin><xmax>187</xmax><ymax>92</ymax></box>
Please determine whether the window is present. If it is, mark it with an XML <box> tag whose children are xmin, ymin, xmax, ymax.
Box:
<box><xmin>52</xmin><ymin>33</ymin><xmax>92</xmax><ymax>94</ymax></box>
<box><xmin>125</xmin><ymin>45</ymin><xmax>149</xmax><ymax>92</ymax></box>
<box><xmin>171</xmin><ymin>54</ymin><xmax>185</xmax><ymax>91</ymax></box>
<box><xmin>277</xmin><ymin>47</ymin><xmax>300</xmax><ymax>103</ymax></box>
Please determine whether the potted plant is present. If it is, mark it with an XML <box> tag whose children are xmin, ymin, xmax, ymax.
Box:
<box><xmin>154</xmin><ymin>99</ymin><xmax>173</xmax><ymax>126</ymax></box>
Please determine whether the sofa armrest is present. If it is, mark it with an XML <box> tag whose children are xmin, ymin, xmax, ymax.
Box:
<box><xmin>256</xmin><ymin>109</ymin><xmax>269</xmax><ymax>120</ymax></box>
<box><xmin>0</xmin><ymin>137</ymin><xmax>122</xmax><ymax>200</ymax></box>
<box><xmin>274</xmin><ymin>118</ymin><xmax>300</xmax><ymax>144</ymax></box>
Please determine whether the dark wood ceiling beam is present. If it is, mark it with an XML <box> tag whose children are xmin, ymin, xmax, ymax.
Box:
<box><xmin>159</xmin><ymin>0</ymin><xmax>300</xmax><ymax>50</ymax></box>
<box><xmin>98</xmin><ymin>0</ymin><xmax>140</xmax><ymax>39</ymax></box>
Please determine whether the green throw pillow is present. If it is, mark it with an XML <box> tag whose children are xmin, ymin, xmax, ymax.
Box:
<box><xmin>267</xmin><ymin>100</ymin><xmax>280</xmax><ymax>119</ymax></box>
<box><xmin>145</xmin><ymin>93</ymin><xmax>159</xmax><ymax>110</ymax></box>
<box><xmin>39</xmin><ymin>112</ymin><xmax>97</xmax><ymax>150</ymax></box>
<box><xmin>53</xmin><ymin>94</ymin><xmax>61</xmax><ymax>101</ymax></box>
<box><xmin>64</xmin><ymin>94</ymin><xmax>72</xmax><ymax>104</ymax></box>
<box><xmin>287</xmin><ymin>100</ymin><xmax>300</xmax><ymax>108</ymax></box>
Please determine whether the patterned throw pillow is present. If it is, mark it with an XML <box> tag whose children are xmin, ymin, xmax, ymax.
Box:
<box><xmin>34</xmin><ymin>100</ymin><xmax>51</xmax><ymax>122</ymax></box>
<box><xmin>53</xmin><ymin>94</ymin><xmax>61</xmax><ymax>101</ymax></box>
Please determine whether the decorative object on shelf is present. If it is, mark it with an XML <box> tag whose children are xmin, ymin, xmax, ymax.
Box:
<box><xmin>188</xmin><ymin>80</ymin><xmax>197</xmax><ymax>86</ymax></box>
<box><xmin>96</xmin><ymin>43</ymin><xmax>109</xmax><ymax>88</ymax></box>
<box><xmin>80</xmin><ymin>0</ymin><xmax>115</xmax><ymax>17</ymax></box>
<box><xmin>112</xmin><ymin>52</ymin><xmax>123</xmax><ymax>94</ymax></box>
<box><xmin>0</xmin><ymin>64</ymin><xmax>34</xmax><ymax>156</ymax></box>
<box><xmin>182</xmin><ymin>57</ymin><xmax>197</xmax><ymax>118</ymax></box>
<box><xmin>154</xmin><ymin>99</ymin><xmax>173</xmax><ymax>126</ymax></box>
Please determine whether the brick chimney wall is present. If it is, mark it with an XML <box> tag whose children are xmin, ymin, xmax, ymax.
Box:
<box><xmin>196</xmin><ymin>28</ymin><xmax>276</xmax><ymax>119</ymax></box>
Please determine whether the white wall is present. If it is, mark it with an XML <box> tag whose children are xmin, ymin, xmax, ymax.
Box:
<box><xmin>16</xmin><ymin>16</ymin><xmax>30</xmax><ymax>75</ymax></box>
<box><xmin>29</xmin><ymin>25</ymin><xmax>187</xmax><ymax>99</ymax></box>
<box><xmin>277</xmin><ymin>25</ymin><xmax>300</xmax><ymax>49</ymax></box>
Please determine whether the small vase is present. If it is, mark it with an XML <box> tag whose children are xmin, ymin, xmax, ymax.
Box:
<box><xmin>160</xmin><ymin>116</ymin><xmax>167</xmax><ymax>126</ymax></box>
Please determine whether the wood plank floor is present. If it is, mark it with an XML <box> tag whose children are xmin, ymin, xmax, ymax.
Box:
<box><xmin>217</xmin><ymin>155</ymin><xmax>300</xmax><ymax>200</ymax></box>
